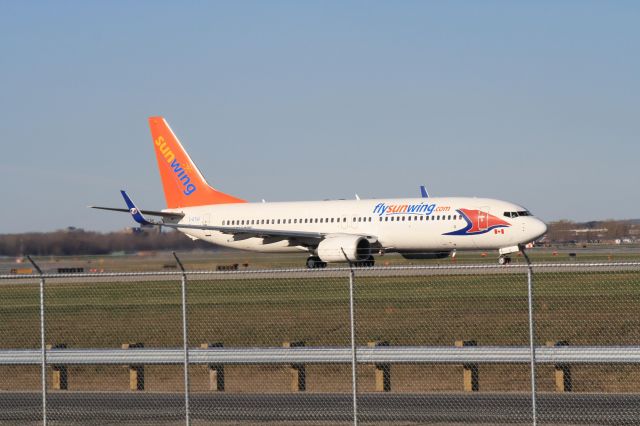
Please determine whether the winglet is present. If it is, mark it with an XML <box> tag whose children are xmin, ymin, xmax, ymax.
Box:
<box><xmin>420</xmin><ymin>185</ymin><xmax>429</xmax><ymax>198</ymax></box>
<box><xmin>120</xmin><ymin>190</ymin><xmax>153</xmax><ymax>225</ymax></box>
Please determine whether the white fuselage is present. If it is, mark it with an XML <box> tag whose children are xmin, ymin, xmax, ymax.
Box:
<box><xmin>164</xmin><ymin>197</ymin><xmax>547</xmax><ymax>254</ymax></box>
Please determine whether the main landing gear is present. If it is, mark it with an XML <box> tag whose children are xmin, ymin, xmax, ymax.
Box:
<box><xmin>356</xmin><ymin>255</ymin><xmax>375</xmax><ymax>268</ymax></box>
<box><xmin>498</xmin><ymin>256</ymin><xmax>512</xmax><ymax>265</ymax></box>
<box><xmin>305</xmin><ymin>256</ymin><xmax>376</xmax><ymax>269</ymax></box>
<box><xmin>306</xmin><ymin>256</ymin><xmax>327</xmax><ymax>269</ymax></box>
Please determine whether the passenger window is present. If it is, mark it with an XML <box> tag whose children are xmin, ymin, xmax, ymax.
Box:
<box><xmin>447</xmin><ymin>215</ymin><xmax>451</xmax><ymax>220</ymax></box>
<box><xmin>402</xmin><ymin>216</ymin><xmax>405</xmax><ymax>221</ymax></box>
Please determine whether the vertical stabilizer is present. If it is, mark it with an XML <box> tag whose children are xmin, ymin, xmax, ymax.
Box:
<box><xmin>148</xmin><ymin>117</ymin><xmax>246</xmax><ymax>209</ymax></box>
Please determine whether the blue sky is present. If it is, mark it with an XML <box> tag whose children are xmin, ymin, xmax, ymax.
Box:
<box><xmin>1</xmin><ymin>1</ymin><xmax>638</xmax><ymax>233</ymax></box>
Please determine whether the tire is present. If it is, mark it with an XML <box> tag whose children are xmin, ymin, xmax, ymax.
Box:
<box><xmin>306</xmin><ymin>256</ymin><xmax>320</xmax><ymax>269</ymax></box>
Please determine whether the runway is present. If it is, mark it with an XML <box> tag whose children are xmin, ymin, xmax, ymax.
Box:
<box><xmin>2</xmin><ymin>262</ymin><xmax>638</xmax><ymax>285</ymax></box>
<box><xmin>2</xmin><ymin>392</ymin><xmax>639</xmax><ymax>424</ymax></box>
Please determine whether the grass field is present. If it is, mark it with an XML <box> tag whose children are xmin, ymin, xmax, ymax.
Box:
<box><xmin>1</xmin><ymin>266</ymin><xmax>640</xmax><ymax>393</ymax></box>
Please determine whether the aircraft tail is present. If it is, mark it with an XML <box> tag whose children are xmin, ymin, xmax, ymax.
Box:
<box><xmin>148</xmin><ymin>117</ymin><xmax>246</xmax><ymax>209</ymax></box>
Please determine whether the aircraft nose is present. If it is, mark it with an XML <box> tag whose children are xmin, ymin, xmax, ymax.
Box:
<box><xmin>531</xmin><ymin>218</ymin><xmax>548</xmax><ymax>240</ymax></box>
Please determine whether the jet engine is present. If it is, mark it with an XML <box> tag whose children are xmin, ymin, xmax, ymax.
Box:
<box><xmin>316</xmin><ymin>235</ymin><xmax>372</xmax><ymax>263</ymax></box>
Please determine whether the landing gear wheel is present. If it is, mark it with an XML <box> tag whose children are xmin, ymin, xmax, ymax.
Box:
<box><xmin>498</xmin><ymin>256</ymin><xmax>511</xmax><ymax>265</ymax></box>
<box><xmin>306</xmin><ymin>256</ymin><xmax>327</xmax><ymax>269</ymax></box>
<box><xmin>356</xmin><ymin>256</ymin><xmax>375</xmax><ymax>267</ymax></box>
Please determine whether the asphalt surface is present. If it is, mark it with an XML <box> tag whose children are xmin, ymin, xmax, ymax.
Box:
<box><xmin>1</xmin><ymin>392</ymin><xmax>639</xmax><ymax>424</ymax></box>
<box><xmin>2</xmin><ymin>262</ymin><xmax>639</xmax><ymax>285</ymax></box>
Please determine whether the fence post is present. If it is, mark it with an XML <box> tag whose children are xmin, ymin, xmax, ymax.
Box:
<box><xmin>27</xmin><ymin>256</ymin><xmax>47</xmax><ymax>426</ymax></box>
<box><xmin>521</xmin><ymin>248</ymin><xmax>538</xmax><ymax>426</ymax></box>
<box><xmin>283</xmin><ymin>341</ymin><xmax>306</xmax><ymax>391</ymax></box>
<box><xmin>46</xmin><ymin>344</ymin><xmax>68</xmax><ymax>390</ymax></box>
<box><xmin>348</xmin><ymin>265</ymin><xmax>359</xmax><ymax>426</ymax></box>
<box><xmin>174</xmin><ymin>252</ymin><xmax>191</xmax><ymax>426</ymax></box>
<box><xmin>201</xmin><ymin>343</ymin><xmax>225</xmax><ymax>391</ymax></box>
<box><xmin>122</xmin><ymin>343</ymin><xmax>145</xmax><ymax>390</ymax></box>
<box><xmin>368</xmin><ymin>341</ymin><xmax>391</xmax><ymax>392</ymax></box>
<box><xmin>455</xmin><ymin>340</ymin><xmax>479</xmax><ymax>392</ymax></box>
<box><xmin>340</xmin><ymin>249</ymin><xmax>359</xmax><ymax>426</ymax></box>
<box><xmin>546</xmin><ymin>341</ymin><xmax>572</xmax><ymax>392</ymax></box>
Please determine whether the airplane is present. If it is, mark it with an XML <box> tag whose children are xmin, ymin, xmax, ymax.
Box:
<box><xmin>92</xmin><ymin>117</ymin><xmax>547</xmax><ymax>268</ymax></box>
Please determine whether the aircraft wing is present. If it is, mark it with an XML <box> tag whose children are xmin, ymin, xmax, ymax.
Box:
<box><xmin>160</xmin><ymin>222</ymin><xmax>326</xmax><ymax>240</ymax></box>
<box><xmin>158</xmin><ymin>222</ymin><xmax>378</xmax><ymax>245</ymax></box>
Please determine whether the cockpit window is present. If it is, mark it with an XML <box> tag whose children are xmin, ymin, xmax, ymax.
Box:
<box><xmin>504</xmin><ymin>211</ymin><xmax>532</xmax><ymax>218</ymax></box>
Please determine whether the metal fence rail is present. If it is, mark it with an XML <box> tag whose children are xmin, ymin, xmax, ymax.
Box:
<box><xmin>3</xmin><ymin>346</ymin><xmax>640</xmax><ymax>365</ymax></box>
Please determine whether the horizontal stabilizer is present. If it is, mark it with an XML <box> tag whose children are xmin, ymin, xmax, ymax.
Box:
<box><xmin>89</xmin><ymin>206</ymin><xmax>184</xmax><ymax>220</ymax></box>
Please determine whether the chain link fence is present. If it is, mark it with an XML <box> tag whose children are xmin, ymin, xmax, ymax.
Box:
<box><xmin>1</xmin><ymin>260</ymin><xmax>640</xmax><ymax>425</ymax></box>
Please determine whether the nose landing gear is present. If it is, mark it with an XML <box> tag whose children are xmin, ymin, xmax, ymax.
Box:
<box><xmin>498</xmin><ymin>256</ymin><xmax>512</xmax><ymax>265</ymax></box>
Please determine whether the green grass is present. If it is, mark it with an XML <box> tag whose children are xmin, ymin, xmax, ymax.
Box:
<box><xmin>1</xmin><ymin>270</ymin><xmax>639</xmax><ymax>349</ymax></box>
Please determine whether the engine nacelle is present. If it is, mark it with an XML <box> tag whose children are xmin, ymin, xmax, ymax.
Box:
<box><xmin>399</xmin><ymin>251</ymin><xmax>451</xmax><ymax>260</ymax></box>
<box><xmin>317</xmin><ymin>235</ymin><xmax>371</xmax><ymax>263</ymax></box>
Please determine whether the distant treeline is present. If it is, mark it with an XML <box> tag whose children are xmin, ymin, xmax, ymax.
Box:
<box><xmin>0</xmin><ymin>229</ymin><xmax>214</xmax><ymax>257</ymax></box>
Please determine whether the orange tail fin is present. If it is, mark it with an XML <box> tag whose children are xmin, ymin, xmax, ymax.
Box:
<box><xmin>148</xmin><ymin>117</ymin><xmax>246</xmax><ymax>209</ymax></box>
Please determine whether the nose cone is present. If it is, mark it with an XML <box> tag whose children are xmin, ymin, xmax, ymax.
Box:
<box><xmin>530</xmin><ymin>218</ymin><xmax>548</xmax><ymax>241</ymax></box>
